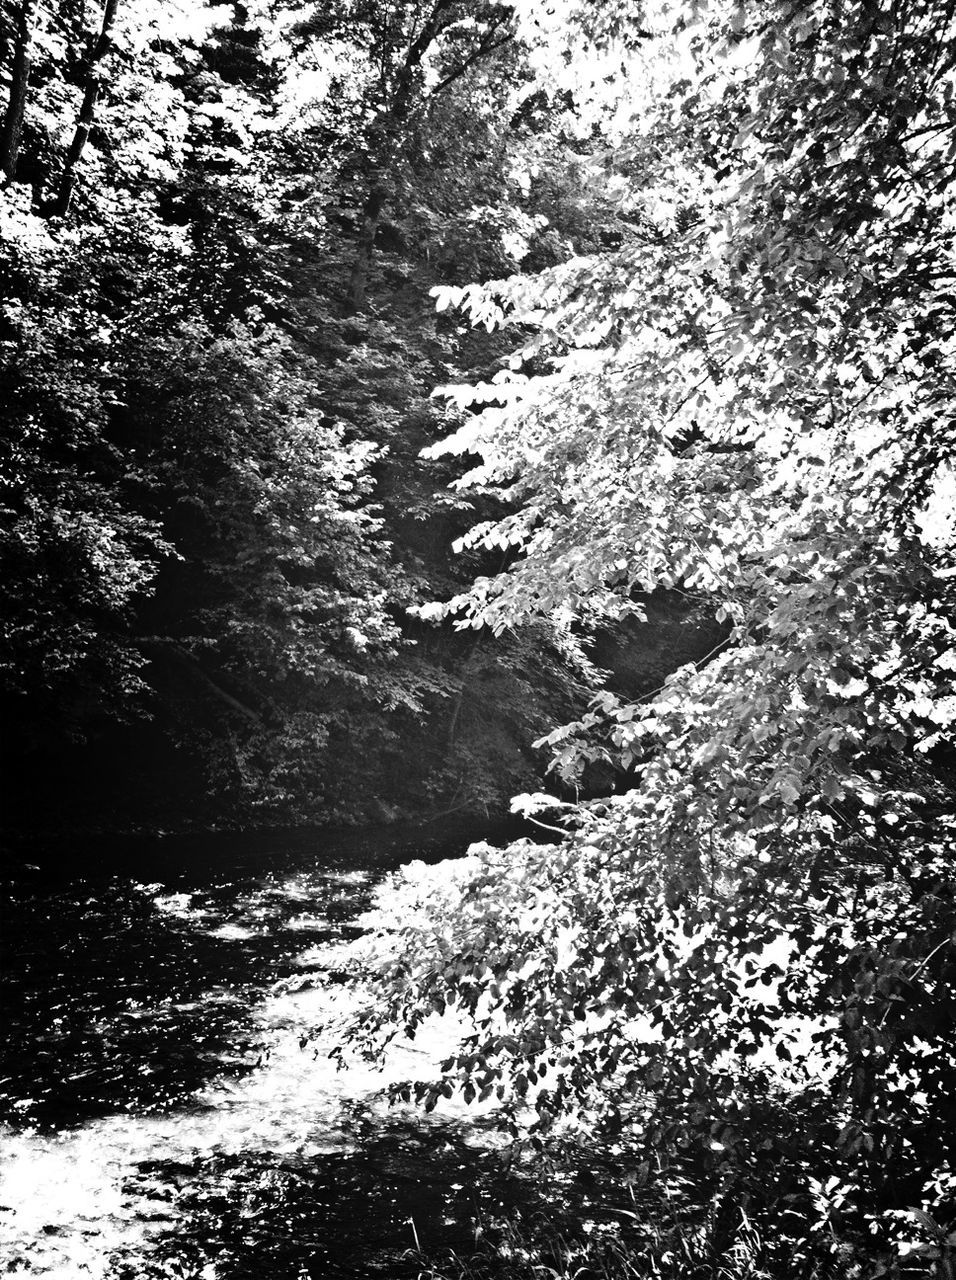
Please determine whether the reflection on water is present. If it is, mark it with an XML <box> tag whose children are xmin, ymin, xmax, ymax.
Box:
<box><xmin>0</xmin><ymin>822</ymin><xmax>529</xmax><ymax>1278</ymax></box>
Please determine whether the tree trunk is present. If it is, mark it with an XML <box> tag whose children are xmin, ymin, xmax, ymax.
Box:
<box><xmin>1</xmin><ymin>0</ymin><xmax>37</xmax><ymax>182</ymax></box>
<box><xmin>47</xmin><ymin>0</ymin><xmax>119</xmax><ymax>218</ymax></box>
<box><xmin>343</xmin><ymin>184</ymin><xmax>385</xmax><ymax>316</ymax></box>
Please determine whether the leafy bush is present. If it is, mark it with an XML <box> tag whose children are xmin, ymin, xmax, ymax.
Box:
<box><xmin>343</xmin><ymin>0</ymin><xmax>956</xmax><ymax>1272</ymax></box>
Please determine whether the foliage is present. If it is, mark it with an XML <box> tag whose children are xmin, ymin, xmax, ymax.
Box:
<box><xmin>346</xmin><ymin>0</ymin><xmax>956</xmax><ymax>1273</ymax></box>
<box><xmin>1</xmin><ymin>0</ymin><xmax>608</xmax><ymax>823</ymax></box>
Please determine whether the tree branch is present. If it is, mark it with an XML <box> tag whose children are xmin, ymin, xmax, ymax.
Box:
<box><xmin>395</xmin><ymin>0</ymin><xmax>457</xmax><ymax>113</ymax></box>
<box><xmin>138</xmin><ymin>638</ymin><xmax>265</xmax><ymax>726</ymax></box>
<box><xmin>427</xmin><ymin>28</ymin><xmax>513</xmax><ymax>100</ymax></box>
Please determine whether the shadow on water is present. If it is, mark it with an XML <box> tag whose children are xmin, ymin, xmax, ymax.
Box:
<box><xmin>113</xmin><ymin>1110</ymin><xmax>536</xmax><ymax>1280</ymax></box>
<box><xmin>2</xmin><ymin>880</ymin><xmax>273</xmax><ymax>1128</ymax></box>
<box><xmin>0</xmin><ymin>818</ymin><xmax>522</xmax><ymax>1131</ymax></box>
<box><xmin>0</xmin><ymin>816</ymin><xmax>542</xmax><ymax>1276</ymax></box>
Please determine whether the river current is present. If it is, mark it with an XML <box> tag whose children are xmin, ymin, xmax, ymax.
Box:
<box><xmin>0</xmin><ymin>821</ymin><xmax>534</xmax><ymax>1278</ymax></box>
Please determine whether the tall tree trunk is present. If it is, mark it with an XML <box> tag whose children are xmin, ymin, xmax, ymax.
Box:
<box><xmin>1</xmin><ymin>0</ymin><xmax>37</xmax><ymax>182</ymax></box>
<box><xmin>47</xmin><ymin>0</ymin><xmax>119</xmax><ymax>218</ymax></box>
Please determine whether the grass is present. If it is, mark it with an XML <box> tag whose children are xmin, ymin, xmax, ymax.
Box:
<box><xmin>409</xmin><ymin>1202</ymin><xmax>801</xmax><ymax>1280</ymax></box>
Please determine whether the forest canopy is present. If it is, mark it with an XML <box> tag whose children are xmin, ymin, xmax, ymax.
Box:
<box><xmin>0</xmin><ymin>0</ymin><xmax>616</xmax><ymax>827</ymax></box>
<box><xmin>343</xmin><ymin>0</ymin><xmax>956</xmax><ymax>1275</ymax></box>
<box><xmin>2</xmin><ymin>0</ymin><xmax>955</xmax><ymax>1273</ymax></box>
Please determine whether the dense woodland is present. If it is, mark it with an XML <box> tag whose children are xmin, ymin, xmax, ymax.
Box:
<box><xmin>1</xmin><ymin>0</ymin><xmax>676</xmax><ymax>831</ymax></box>
<box><xmin>3</xmin><ymin>0</ymin><xmax>956</xmax><ymax>1276</ymax></box>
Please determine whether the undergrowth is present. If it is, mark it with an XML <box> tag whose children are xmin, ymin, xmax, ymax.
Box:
<box><xmin>410</xmin><ymin>1201</ymin><xmax>837</xmax><ymax>1280</ymax></box>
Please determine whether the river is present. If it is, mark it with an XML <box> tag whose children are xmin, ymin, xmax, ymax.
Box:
<box><xmin>0</xmin><ymin>820</ymin><xmax>542</xmax><ymax>1278</ymax></box>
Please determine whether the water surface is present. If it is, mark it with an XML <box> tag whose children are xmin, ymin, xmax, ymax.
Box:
<box><xmin>0</xmin><ymin>821</ymin><xmax>533</xmax><ymax>1277</ymax></box>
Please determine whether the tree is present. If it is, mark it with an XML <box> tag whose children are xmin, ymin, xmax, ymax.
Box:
<box><xmin>0</xmin><ymin>4</ymin><xmax>400</xmax><ymax>766</ymax></box>
<box><xmin>1</xmin><ymin>0</ymin><xmax>606</xmax><ymax>824</ymax></box>
<box><xmin>348</xmin><ymin>0</ymin><xmax>956</xmax><ymax>1271</ymax></box>
<box><xmin>46</xmin><ymin>0</ymin><xmax>118</xmax><ymax>217</ymax></box>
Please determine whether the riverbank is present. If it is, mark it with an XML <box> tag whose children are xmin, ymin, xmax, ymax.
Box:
<box><xmin>1</xmin><ymin>812</ymin><xmax>531</xmax><ymax>879</ymax></box>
